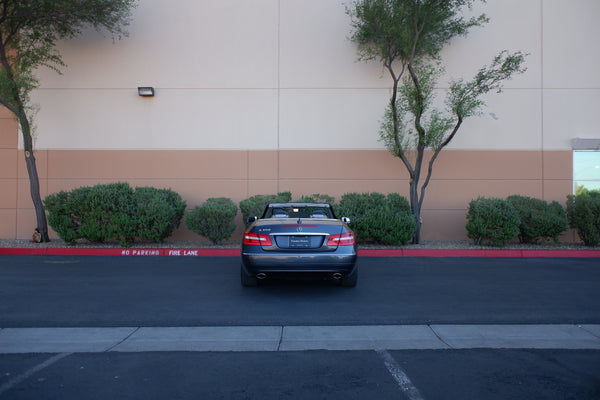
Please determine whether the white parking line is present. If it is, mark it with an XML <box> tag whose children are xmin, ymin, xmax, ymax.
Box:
<box><xmin>0</xmin><ymin>352</ymin><xmax>72</xmax><ymax>396</ymax></box>
<box><xmin>377</xmin><ymin>350</ymin><xmax>424</xmax><ymax>400</ymax></box>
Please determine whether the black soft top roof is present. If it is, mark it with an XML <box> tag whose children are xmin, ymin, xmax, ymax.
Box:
<box><xmin>262</xmin><ymin>202</ymin><xmax>337</xmax><ymax>219</ymax></box>
<box><xmin>266</xmin><ymin>202</ymin><xmax>332</xmax><ymax>208</ymax></box>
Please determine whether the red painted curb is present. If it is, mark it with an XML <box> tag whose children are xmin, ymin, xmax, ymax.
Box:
<box><xmin>0</xmin><ymin>248</ymin><xmax>241</xmax><ymax>257</ymax></box>
<box><xmin>359</xmin><ymin>249</ymin><xmax>600</xmax><ymax>258</ymax></box>
<box><xmin>0</xmin><ymin>248</ymin><xmax>599</xmax><ymax>257</ymax></box>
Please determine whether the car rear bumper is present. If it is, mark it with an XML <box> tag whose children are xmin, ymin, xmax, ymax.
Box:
<box><xmin>241</xmin><ymin>248</ymin><xmax>357</xmax><ymax>275</ymax></box>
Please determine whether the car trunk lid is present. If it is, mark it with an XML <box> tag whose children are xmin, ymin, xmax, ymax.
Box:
<box><xmin>253</xmin><ymin>219</ymin><xmax>344</xmax><ymax>251</ymax></box>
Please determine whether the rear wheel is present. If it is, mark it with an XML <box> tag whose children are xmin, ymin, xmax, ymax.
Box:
<box><xmin>241</xmin><ymin>264</ymin><xmax>258</xmax><ymax>287</ymax></box>
<box><xmin>340</xmin><ymin>267</ymin><xmax>358</xmax><ymax>287</ymax></box>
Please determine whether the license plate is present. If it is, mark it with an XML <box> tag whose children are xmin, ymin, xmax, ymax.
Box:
<box><xmin>289</xmin><ymin>236</ymin><xmax>311</xmax><ymax>248</ymax></box>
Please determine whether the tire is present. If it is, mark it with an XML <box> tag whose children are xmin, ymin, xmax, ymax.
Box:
<box><xmin>340</xmin><ymin>267</ymin><xmax>358</xmax><ymax>287</ymax></box>
<box><xmin>241</xmin><ymin>264</ymin><xmax>258</xmax><ymax>287</ymax></box>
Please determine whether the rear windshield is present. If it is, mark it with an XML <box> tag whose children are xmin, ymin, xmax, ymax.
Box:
<box><xmin>264</xmin><ymin>206</ymin><xmax>334</xmax><ymax>219</ymax></box>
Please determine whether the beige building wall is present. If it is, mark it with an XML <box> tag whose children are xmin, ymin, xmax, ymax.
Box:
<box><xmin>3</xmin><ymin>0</ymin><xmax>599</xmax><ymax>241</ymax></box>
<box><xmin>6</xmin><ymin>148</ymin><xmax>575</xmax><ymax>241</ymax></box>
<box><xmin>0</xmin><ymin>107</ymin><xmax>19</xmax><ymax>238</ymax></box>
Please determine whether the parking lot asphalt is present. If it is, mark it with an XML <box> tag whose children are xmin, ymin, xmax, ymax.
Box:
<box><xmin>3</xmin><ymin>349</ymin><xmax>598</xmax><ymax>400</ymax></box>
<box><xmin>1</xmin><ymin>253</ymin><xmax>599</xmax><ymax>399</ymax></box>
<box><xmin>1</xmin><ymin>254</ymin><xmax>599</xmax><ymax>353</ymax></box>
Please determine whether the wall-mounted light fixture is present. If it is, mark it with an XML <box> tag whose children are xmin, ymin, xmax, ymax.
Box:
<box><xmin>137</xmin><ymin>86</ymin><xmax>155</xmax><ymax>97</ymax></box>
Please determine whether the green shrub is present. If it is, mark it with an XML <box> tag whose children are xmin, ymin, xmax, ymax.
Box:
<box><xmin>239</xmin><ymin>191</ymin><xmax>292</xmax><ymax>225</ymax></box>
<box><xmin>337</xmin><ymin>192</ymin><xmax>383</xmax><ymax>239</ymax></box>
<box><xmin>45</xmin><ymin>183</ymin><xmax>186</xmax><ymax>247</ymax></box>
<box><xmin>45</xmin><ymin>183</ymin><xmax>136</xmax><ymax>246</ymax></box>
<box><xmin>135</xmin><ymin>187</ymin><xmax>186</xmax><ymax>242</ymax></box>
<box><xmin>506</xmin><ymin>195</ymin><xmax>568</xmax><ymax>244</ymax></box>
<box><xmin>337</xmin><ymin>192</ymin><xmax>415</xmax><ymax>244</ymax></box>
<box><xmin>363</xmin><ymin>208</ymin><xmax>416</xmax><ymax>245</ymax></box>
<box><xmin>466</xmin><ymin>197</ymin><xmax>520</xmax><ymax>247</ymax></box>
<box><xmin>295</xmin><ymin>193</ymin><xmax>336</xmax><ymax>204</ymax></box>
<box><xmin>185</xmin><ymin>197</ymin><xmax>238</xmax><ymax>244</ymax></box>
<box><xmin>44</xmin><ymin>190</ymin><xmax>78</xmax><ymax>244</ymax></box>
<box><xmin>567</xmin><ymin>192</ymin><xmax>600</xmax><ymax>246</ymax></box>
<box><xmin>386</xmin><ymin>192</ymin><xmax>413</xmax><ymax>215</ymax></box>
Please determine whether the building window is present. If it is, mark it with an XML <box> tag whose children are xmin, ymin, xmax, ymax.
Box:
<box><xmin>572</xmin><ymin>139</ymin><xmax>600</xmax><ymax>194</ymax></box>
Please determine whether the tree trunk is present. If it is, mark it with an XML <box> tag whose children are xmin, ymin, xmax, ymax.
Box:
<box><xmin>24</xmin><ymin>150</ymin><xmax>50</xmax><ymax>242</ymax></box>
<box><xmin>19</xmin><ymin>113</ymin><xmax>50</xmax><ymax>242</ymax></box>
<box><xmin>409</xmin><ymin>143</ymin><xmax>426</xmax><ymax>244</ymax></box>
<box><xmin>410</xmin><ymin>179</ymin><xmax>421</xmax><ymax>244</ymax></box>
<box><xmin>0</xmin><ymin>36</ymin><xmax>50</xmax><ymax>242</ymax></box>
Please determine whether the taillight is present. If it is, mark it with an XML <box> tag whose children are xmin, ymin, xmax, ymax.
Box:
<box><xmin>327</xmin><ymin>232</ymin><xmax>355</xmax><ymax>246</ymax></box>
<box><xmin>243</xmin><ymin>232</ymin><xmax>273</xmax><ymax>246</ymax></box>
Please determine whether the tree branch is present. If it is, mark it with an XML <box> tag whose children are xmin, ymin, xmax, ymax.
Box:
<box><xmin>386</xmin><ymin>62</ymin><xmax>414</xmax><ymax>179</ymax></box>
<box><xmin>418</xmin><ymin>116</ymin><xmax>463</xmax><ymax>211</ymax></box>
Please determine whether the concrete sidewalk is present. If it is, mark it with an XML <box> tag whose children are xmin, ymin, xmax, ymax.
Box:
<box><xmin>1</xmin><ymin>324</ymin><xmax>599</xmax><ymax>353</ymax></box>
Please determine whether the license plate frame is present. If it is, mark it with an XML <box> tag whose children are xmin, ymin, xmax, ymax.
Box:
<box><xmin>289</xmin><ymin>236</ymin><xmax>312</xmax><ymax>248</ymax></box>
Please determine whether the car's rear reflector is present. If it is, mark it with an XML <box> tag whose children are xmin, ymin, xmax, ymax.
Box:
<box><xmin>327</xmin><ymin>232</ymin><xmax>355</xmax><ymax>246</ymax></box>
<box><xmin>243</xmin><ymin>232</ymin><xmax>273</xmax><ymax>246</ymax></box>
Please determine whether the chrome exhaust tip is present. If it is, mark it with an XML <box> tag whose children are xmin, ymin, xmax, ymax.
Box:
<box><xmin>332</xmin><ymin>273</ymin><xmax>343</xmax><ymax>280</ymax></box>
<box><xmin>256</xmin><ymin>273</ymin><xmax>267</xmax><ymax>280</ymax></box>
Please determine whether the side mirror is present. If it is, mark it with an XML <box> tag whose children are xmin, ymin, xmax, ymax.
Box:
<box><xmin>247</xmin><ymin>216</ymin><xmax>258</xmax><ymax>224</ymax></box>
<box><xmin>341</xmin><ymin>217</ymin><xmax>351</xmax><ymax>224</ymax></box>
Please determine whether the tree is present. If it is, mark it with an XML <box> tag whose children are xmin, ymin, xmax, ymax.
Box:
<box><xmin>0</xmin><ymin>0</ymin><xmax>136</xmax><ymax>242</ymax></box>
<box><xmin>347</xmin><ymin>0</ymin><xmax>527</xmax><ymax>243</ymax></box>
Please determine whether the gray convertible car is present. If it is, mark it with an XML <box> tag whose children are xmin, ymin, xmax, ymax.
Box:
<box><xmin>241</xmin><ymin>202</ymin><xmax>358</xmax><ymax>287</ymax></box>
